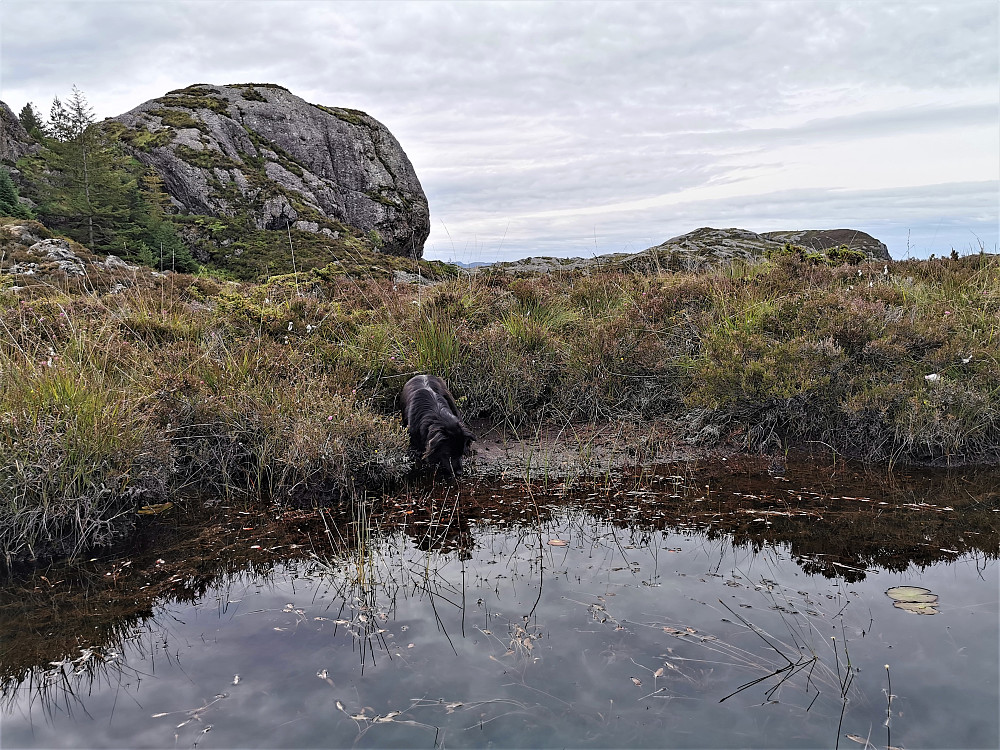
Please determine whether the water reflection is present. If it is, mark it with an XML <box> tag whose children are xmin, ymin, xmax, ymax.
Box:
<box><xmin>1</xmin><ymin>457</ymin><xmax>997</xmax><ymax>748</ymax></box>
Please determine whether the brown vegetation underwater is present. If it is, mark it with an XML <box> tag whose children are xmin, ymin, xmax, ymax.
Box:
<box><xmin>2</xmin><ymin>218</ymin><xmax>998</xmax><ymax>564</ymax></box>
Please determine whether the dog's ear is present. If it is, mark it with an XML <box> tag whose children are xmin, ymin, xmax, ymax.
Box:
<box><xmin>461</xmin><ymin>425</ymin><xmax>476</xmax><ymax>455</ymax></box>
<box><xmin>423</xmin><ymin>424</ymin><xmax>447</xmax><ymax>462</ymax></box>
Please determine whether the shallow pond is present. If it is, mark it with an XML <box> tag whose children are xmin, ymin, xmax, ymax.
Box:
<box><xmin>1</xmin><ymin>458</ymin><xmax>997</xmax><ymax>748</ymax></box>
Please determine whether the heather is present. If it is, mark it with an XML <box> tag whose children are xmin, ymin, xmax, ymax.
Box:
<box><xmin>1</xmin><ymin>229</ymin><xmax>997</xmax><ymax>562</ymax></box>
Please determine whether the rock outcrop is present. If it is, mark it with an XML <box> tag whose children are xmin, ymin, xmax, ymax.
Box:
<box><xmin>109</xmin><ymin>84</ymin><xmax>429</xmax><ymax>258</ymax></box>
<box><xmin>640</xmin><ymin>227</ymin><xmax>890</xmax><ymax>269</ymax></box>
<box><xmin>0</xmin><ymin>102</ymin><xmax>36</xmax><ymax>164</ymax></box>
<box><xmin>486</xmin><ymin>227</ymin><xmax>891</xmax><ymax>274</ymax></box>
<box><xmin>761</xmin><ymin>229</ymin><xmax>889</xmax><ymax>261</ymax></box>
<box><xmin>1</xmin><ymin>219</ymin><xmax>151</xmax><ymax>293</ymax></box>
<box><xmin>27</xmin><ymin>238</ymin><xmax>87</xmax><ymax>276</ymax></box>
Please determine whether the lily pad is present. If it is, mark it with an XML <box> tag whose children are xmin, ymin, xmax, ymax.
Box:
<box><xmin>892</xmin><ymin>592</ymin><xmax>937</xmax><ymax>603</ymax></box>
<box><xmin>893</xmin><ymin>600</ymin><xmax>939</xmax><ymax>615</ymax></box>
<box><xmin>886</xmin><ymin>586</ymin><xmax>939</xmax><ymax>614</ymax></box>
<box><xmin>885</xmin><ymin>586</ymin><xmax>935</xmax><ymax>602</ymax></box>
<box><xmin>548</xmin><ymin>539</ymin><xmax>569</xmax><ymax>547</ymax></box>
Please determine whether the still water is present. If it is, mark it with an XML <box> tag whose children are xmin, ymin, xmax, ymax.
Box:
<box><xmin>1</xmin><ymin>461</ymin><xmax>997</xmax><ymax>748</ymax></box>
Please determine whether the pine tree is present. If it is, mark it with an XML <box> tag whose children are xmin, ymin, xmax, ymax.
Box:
<box><xmin>40</xmin><ymin>87</ymin><xmax>133</xmax><ymax>250</ymax></box>
<box><xmin>115</xmin><ymin>166</ymin><xmax>196</xmax><ymax>271</ymax></box>
<box><xmin>27</xmin><ymin>86</ymin><xmax>199</xmax><ymax>270</ymax></box>
<box><xmin>17</xmin><ymin>103</ymin><xmax>46</xmax><ymax>139</ymax></box>
<box><xmin>0</xmin><ymin>167</ymin><xmax>31</xmax><ymax>218</ymax></box>
<box><xmin>128</xmin><ymin>240</ymin><xmax>155</xmax><ymax>267</ymax></box>
<box><xmin>48</xmin><ymin>96</ymin><xmax>71</xmax><ymax>140</ymax></box>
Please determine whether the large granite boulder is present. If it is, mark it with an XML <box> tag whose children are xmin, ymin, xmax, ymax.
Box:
<box><xmin>109</xmin><ymin>84</ymin><xmax>429</xmax><ymax>258</ymax></box>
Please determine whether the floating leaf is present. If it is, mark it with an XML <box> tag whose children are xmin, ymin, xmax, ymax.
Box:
<box><xmin>893</xmin><ymin>601</ymin><xmax>939</xmax><ymax>615</ymax></box>
<box><xmin>894</xmin><ymin>593</ymin><xmax>937</xmax><ymax>603</ymax></box>
<box><xmin>885</xmin><ymin>586</ymin><xmax>934</xmax><ymax>602</ymax></box>
<box><xmin>653</xmin><ymin>667</ymin><xmax>664</xmax><ymax>678</ymax></box>
<box><xmin>548</xmin><ymin>539</ymin><xmax>569</xmax><ymax>546</ymax></box>
<box><xmin>886</xmin><ymin>586</ymin><xmax>939</xmax><ymax>614</ymax></box>
<box><xmin>630</xmin><ymin>677</ymin><xmax>642</xmax><ymax>686</ymax></box>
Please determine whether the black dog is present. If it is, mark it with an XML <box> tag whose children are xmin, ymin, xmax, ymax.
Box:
<box><xmin>400</xmin><ymin>375</ymin><xmax>475</xmax><ymax>477</ymax></box>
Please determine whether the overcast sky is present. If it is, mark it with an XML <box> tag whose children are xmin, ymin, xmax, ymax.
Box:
<box><xmin>2</xmin><ymin>1</ymin><xmax>997</xmax><ymax>262</ymax></box>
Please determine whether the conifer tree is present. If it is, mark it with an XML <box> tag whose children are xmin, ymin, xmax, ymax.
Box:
<box><xmin>24</xmin><ymin>86</ymin><xmax>199</xmax><ymax>271</ymax></box>
<box><xmin>40</xmin><ymin>87</ymin><xmax>133</xmax><ymax>250</ymax></box>
<box><xmin>0</xmin><ymin>167</ymin><xmax>31</xmax><ymax>218</ymax></box>
<box><xmin>117</xmin><ymin>167</ymin><xmax>197</xmax><ymax>272</ymax></box>
<box><xmin>17</xmin><ymin>103</ymin><xmax>46</xmax><ymax>139</ymax></box>
<box><xmin>48</xmin><ymin>96</ymin><xmax>71</xmax><ymax>140</ymax></box>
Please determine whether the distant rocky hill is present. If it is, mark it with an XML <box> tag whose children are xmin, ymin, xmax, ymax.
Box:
<box><xmin>109</xmin><ymin>83</ymin><xmax>429</xmax><ymax>258</ymax></box>
<box><xmin>759</xmin><ymin>228</ymin><xmax>889</xmax><ymax>260</ymax></box>
<box><xmin>485</xmin><ymin>227</ymin><xmax>890</xmax><ymax>273</ymax></box>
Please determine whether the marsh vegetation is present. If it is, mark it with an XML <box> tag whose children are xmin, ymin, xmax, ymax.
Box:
<box><xmin>1</xmin><ymin>216</ymin><xmax>997</xmax><ymax>563</ymax></box>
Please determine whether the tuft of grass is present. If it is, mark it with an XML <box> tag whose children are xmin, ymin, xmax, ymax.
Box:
<box><xmin>413</xmin><ymin>310</ymin><xmax>463</xmax><ymax>377</ymax></box>
<box><xmin>0</xmin><ymin>358</ymin><xmax>167</xmax><ymax>565</ymax></box>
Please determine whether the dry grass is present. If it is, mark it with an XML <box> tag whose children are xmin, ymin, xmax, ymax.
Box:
<box><xmin>2</xmin><ymin>232</ymin><xmax>998</xmax><ymax>562</ymax></box>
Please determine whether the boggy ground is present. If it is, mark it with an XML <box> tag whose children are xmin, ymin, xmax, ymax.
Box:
<box><xmin>2</xmin><ymin>223</ymin><xmax>998</xmax><ymax>565</ymax></box>
<box><xmin>466</xmin><ymin>419</ymin><xmax>733</xmax><ymax>481</ymax></box>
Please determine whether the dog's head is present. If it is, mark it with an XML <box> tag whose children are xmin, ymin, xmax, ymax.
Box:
<box><xmin>424</xmin><ymin>421</ymin><xmax>476</xmax><ymax>476</ymax></box>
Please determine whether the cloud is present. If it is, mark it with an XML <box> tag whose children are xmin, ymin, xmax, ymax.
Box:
<box><xmin>1</xmin><ymin>0</ymin><xmax>996</xmax><ymax>260</ymax></box>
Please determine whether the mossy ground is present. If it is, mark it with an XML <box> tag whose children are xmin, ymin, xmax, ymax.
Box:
<box><xmin>1</xmin><ymin>232</ymin><xmax>997</xmax><ymax>564</ymax></box>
